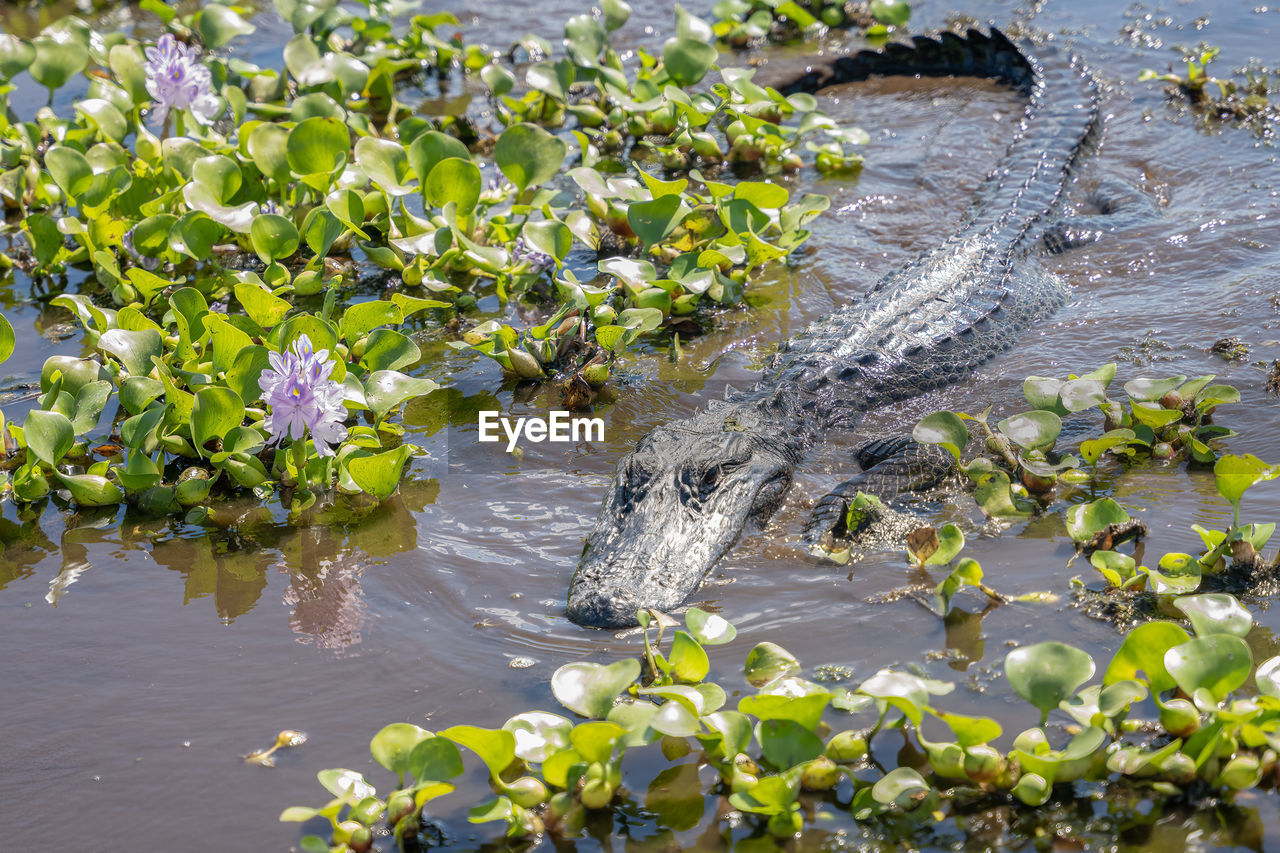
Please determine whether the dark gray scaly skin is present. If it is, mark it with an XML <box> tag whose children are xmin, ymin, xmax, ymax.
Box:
<box><xmin>802</xmin><ymin>436</ymin><xmax>959</xmax><ymax>546</ymax></box>
<box><xmin>567</xmin><ymin>28</ymin><xmax>1103</xmax><ymax>628</ymax></box>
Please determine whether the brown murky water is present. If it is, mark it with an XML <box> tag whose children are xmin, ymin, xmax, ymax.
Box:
<box><xmin>2</xmin><ymin>0</ymin><xmax>1280</xmax><ymax>849</ymax></box>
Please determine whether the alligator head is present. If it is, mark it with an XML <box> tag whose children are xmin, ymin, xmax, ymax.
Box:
<box><xmin>567</xmin><ymin>405</ymin><xmax>798</xmax><ymax>627</ymax></box>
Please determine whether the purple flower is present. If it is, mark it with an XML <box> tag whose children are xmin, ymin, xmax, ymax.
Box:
<box><xmin>258</xmin><ymin>335</ymin><xmax>348</xmax><ymax>456</ymax></box>
<box><xmin>486</xmin><ymin>170</ymin><xmax>510</xmax><ymax>193</ymax></box>
<box><xmin>512</xmin><ymin>236</ymin><xmax>553</xmax><ymax>273</ymax></box>
<box><xmin>144</xmin><ymin>34</ymin><xmax>221</xmax><ymax>126</ymax></box>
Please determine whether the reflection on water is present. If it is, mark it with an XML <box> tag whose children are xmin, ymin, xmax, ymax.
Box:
<box><xmin>1</xmin><ymin>476</ymin><xmax>437</xmax><ymax>647</ymax></box>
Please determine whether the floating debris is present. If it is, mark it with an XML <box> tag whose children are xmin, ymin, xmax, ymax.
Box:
<box><xmin>1210</xmin><ymin>336</ymin><xmax>1250</xmax><ymax>362</ymax></box>
<box><xmin>244</xmin><ymin>729</ymin><xmax>308</xmax><ymax>767</ymax></box>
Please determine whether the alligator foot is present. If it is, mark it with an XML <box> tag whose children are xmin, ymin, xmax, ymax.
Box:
<box><xmin>1042</xmin><ymin>178</ymin><xmax>1159</xmax><ymax>253</ymax></box>
<box><xmin>803</xmin><ymin>435</ymin><xmax>958</xmax><ymax>548</ymax></box>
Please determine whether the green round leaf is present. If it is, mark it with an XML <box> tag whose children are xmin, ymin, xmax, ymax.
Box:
<box><xmin>250</xmin><ymin>213</ymin><xmax>301</xmax><ymax>264</ymax></box>
<box><xmin>1004</xmin><ymin>641</ymin><xmax>1095</xmax><ymax>722</ymax></box>
<box><xmin>1058</xmin><ymin>378</ymin><xmax>1107</xmax><ymax>412</ymax></box>
<box><xmin>75</xmin><ymin>99</ymin><xmax>128</xmax><ymax>142</ymax></box>
<box><xmin>439</xmin><ymin>725</ymin><xmax>516</xmax><ymax>779</ymax></box>
<box><xmin>234</xmin><ymin>282</ymin><xmax>292</xmax><ymax>329</ymax></box>
<box><xmin>370</xmin><ymin>723</ymin><xmax>431</xmax><ymax>776</ymax></box>
<box><xmin>997</xmin><ymin>410</ymin><xmax>1062</xmax><ymax>452</ymax></box>
<box><xmin>286</xmin><ymin>116</ymin><xmax>350</xmax><ymax>176</ymax></box>
<box><xmin>30</xmin><ymin>35</ymin><xmax>88</xmax><ymax>91</ymax></box>
<box><xmin>98</xmin><ymin>328</ymin><xmax>163</xmax><ymax>376</ymax></box>
<box><xmin>662</xmin><ymin>37</ymin><xmax>717</xmax><ymax>86</ymax></box>
<box><xmin>425</xmin><ymin>157</ymin><xmax>481</xmax><ymax>214</ymax></box>
<box><xmin>407</xmin><ymin>735</ymin><xmax>465</xmax><ymax>783</ymax></box>
<box><xmin>301</xmin><ymin>207</ymin><xmax>343</xmax><ymax>258</ymax></box>
<box><xmin>1079</xmin><ymin>429</ymin><xmax>1136</xmax><ymax>466</ymax></box>
<box><xmin>248</xmin><ymin>122</ymin><xmax>292</xmax><ymax>183</ymax></box>
<box><xmin>627</xmin><ymin>194</ymin><xmax>689</xmax><ymax>250</ymax></box>
<box><xmin>494</xmin><ymin>122</ymin><xmax>567</xmax><ymax>193</ymax></box>
<box><xmin>685</xmin><ymin>607</ymin><xmax>736</xmax><ymax>646</ymax></box>
<box><xmin>355</xmin><ymin>136</ymin><xmax>415</xmax><ymax>196</ymax></box>
<box><xmin>551</xmin><ymin>658</ymin><xmax>640</xmax><ymax>718</ymax></box>
<box><xmin>744</xmin><ymin>642</ymin><xmax>800</xmax><ymax>688</ymax></box>
<box><xmin>649</xmin><ymin>699</ymin><xmax>702</xmax><ymax>738</ymax></box>
<box><xmin>480</xmin><ymin>63</ymin><xmax>514</xmax><ymax>96</ymax></box>
<box><xmin>1214</xmin><ymin>454</ymin><xmax>1280</xmax><ymax>510</ymax></box>
<box><xmin>1064</xmin><ymin>497</ymin><xmax>1130</xmax><ymax>543</ymax></box>
<box><xmin>757</xmin><ymin>718</ymin><xmax>824</xmax><ymax>768</ymax></box>
<box><xmin>1174</xmin><ymin>593</ymin><xmax>1253</xmax><ymax>639</ymax></box>
<box><xmin>55</xmin><ymin>471</ymin><xmax>124</xmax><ymax>506</ymax></box>
<box><xmin>1124</xmin><ymin>375</ymin><xmax>1185</xmax><ymax>402</ymax></box>
<box><xmin>0</xmin><ymin>34</ymin><xmax>35</xmax><ymax>79</ymax></box>
<box><xmin>407</xmin><ymin>131</ymin><xmax>471</xmax><ymax>189</ymax></box>
<box><xmin>45</xmin><ymin>145</ymin><xmax>93</xmax><ymax>199</ymax></box>
<box><xmin>193</xmin><ymin>154</ymin><xmax>242</xmax><ymax>205</ymax></box>
<box><xmin>871</xmin><ymin>767</ymin><xmax>929</xmax><ymax>806</ymax></box>
<box><xmin>170</xmin><ymin>212</ymin><xmax>222</xmax><ymax>260</ymax></box>
<box><xmin>1165</xmin><ymin>635</ymin><xmax>1252</xmax><ymax>703</ymax></box>
<box><xmin>668</xmin><ymin>630</ymin><xmax>709</xmax><ymax>682</ymax></box>
<box><xmin>521</xmin><ymin>219</ymin><xmax>572</xmax><ymax>263</ymax></box>
<box><xmin>0</xmin><ymin>312</ymin><xmax>14</xmax><ymax>365</ymax></box>
<box><xmin>191</xmin><ymin>386</ymin><xmax>245</xmax><ymax>454</ymax></box>
<box><xmin>503</xmin><ymin>712</ymin><xmax>572</xmax><ymax>764</ymax></box>
<box><xmin>364</xmin><ymin>370</ymin><xmax>438</xmax><ymax>421</ymax></box>
<box><xmin>1144</xmin><ymin>552</ymin><xmax>1202</xmax><ymax>595</ymax></box>
<box><xmin>197</xmin><ymin>3</ymin><xmax>256</xmax><ymax>49</ymax></box>
<box><xmin>24</xmin><ymin>409</ymin><xmax>74</xmax><ymax>466</ymax></box>
<box><xmin>913</xmin><ymin>412</ymin><xmax>968</xmax><ymax>462</ymax></box>
<box><xmin>345</xmin><ymin>445</ymin><xmax>412</xmax><ymax>501</ymax></box>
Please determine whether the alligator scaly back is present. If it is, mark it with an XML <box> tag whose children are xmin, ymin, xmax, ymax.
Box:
<box><xmin>567</xmin><ymin>28</ymin><xmax>1103</xmax><ymax>628</ymax></box>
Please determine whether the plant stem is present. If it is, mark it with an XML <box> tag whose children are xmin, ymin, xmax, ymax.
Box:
<box><xmin>292</xmin><ymin>436</ymin><xmax>308</xmax><ymax>489</ymax></box>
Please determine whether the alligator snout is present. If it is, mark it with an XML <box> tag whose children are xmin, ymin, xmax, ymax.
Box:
<box><xmin>565</xmin><ymin>586</ymin><xmax>642</xmax><ymax>628</ymax></box>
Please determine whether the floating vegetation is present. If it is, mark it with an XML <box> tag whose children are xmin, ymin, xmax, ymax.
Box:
<box><xmin>284</xmin><ymin>585</ymin><xmax>1280</xmax><ymax>852</ymax></box>
<box><xmin>910</xmin><ymin>364</ymin><xmax>1242</xmax><ymax>506</ymax></box>
<box><xmin>0</xmin><ymin>0</ymin><xmax>872</xmax><ymax>513</ymax></box>
<box><xmin>245</xmin><ymin>729</ymin><xmax>308</xmax><ymax>767</ymax></box>
<box><xmin>813</xmin><ymin>365</ymin><xmax>1244</xmax><ymax>560</ymax></box>
<box><xmin>1140</xmin><ymin>46</ymin><xmax>1279</xmax><ymax>135</ymax></box>
<box><xmin>1209</xmin><ymin>336</ymin><xmax>1249</xmax><ymax>362</ymax></box>
<box><xmin>710</xmin><ymin>0</ymin><xmax>910</xmax><ymax>48</ymax></box>
<box><xmin>283</xmin><ymin>357</ymin><xmax>1280</xmax><ymax>850</ymax></box>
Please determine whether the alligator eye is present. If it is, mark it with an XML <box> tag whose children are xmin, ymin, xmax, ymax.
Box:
<box><xmin>699</xmin><ymin>466</ymin><xmax>722</xmax><ymax>498</ymax></box>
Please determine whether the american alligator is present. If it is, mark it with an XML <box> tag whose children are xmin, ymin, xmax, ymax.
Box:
<box><xmin>567</xmin><ymin>27</ymin><xmax>1104</xmax><ymax>628</ymax></box>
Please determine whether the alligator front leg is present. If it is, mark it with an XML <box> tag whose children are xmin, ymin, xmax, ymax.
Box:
<box><xmin>1042</xmin><ymin>178</ymin><xmax>1160</xmax><ymax>253</ymax></box>
<box><xmin>803</xmin><ymin>435</ymin><xmax>958</xmax><ymax>546</ymax></box>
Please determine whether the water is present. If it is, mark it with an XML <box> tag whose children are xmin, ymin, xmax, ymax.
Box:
<box><xmin>2</xmin><ymin>0</ymin><xmax>1280</xmax><ymax>849</ymax></box>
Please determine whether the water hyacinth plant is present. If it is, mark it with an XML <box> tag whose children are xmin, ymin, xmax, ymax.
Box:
<box><xmin>287</xmin><ymin>577</ymin><xmax>1280</xmax><ymax>851</ymax></box>
<box><xmin>0</xmin><ymin>0</ymin><xmax>873</xmax><ymax>514</ymax></box>
<box><xmin>1138</xmin><ymin>44</ymin><xmax>1279</xmax><ymax>139</ymax></box>
<box><xmin>260</xmin><ymin>333</ymin><xmax>348</xmax><ymax>468</ymax></box>
<box><xmin>143</xmin><ymin>33</ymin><xmax>222</xmax><ymax>129</ymax></box>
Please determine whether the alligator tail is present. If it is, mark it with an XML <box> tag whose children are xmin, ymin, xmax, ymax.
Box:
<box><xmin>782</xmin><ymin>27</ymin><xmax>1102</xmax><ymax>246</ymax></box>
